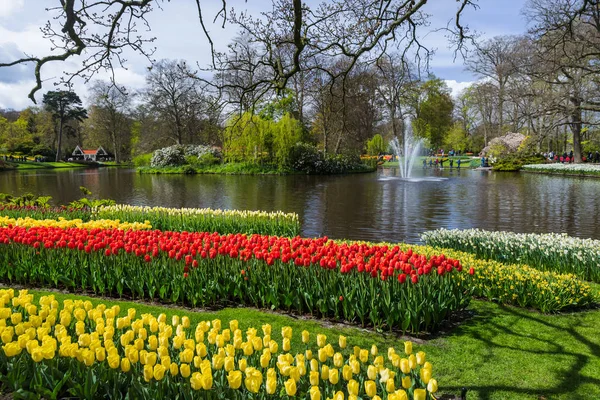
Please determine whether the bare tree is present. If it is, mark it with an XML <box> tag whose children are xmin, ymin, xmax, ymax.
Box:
<box><xmin>145</xmin><ymin>60</ymin><xmax>203</xmax><ymax>145</ymax></box>
<box><xmin>465</xmin><ymin>35</ymin><xmax>523</xmax><ymax>137</ymax></box>
<box><xmin>525</xmin><ymin>0</ymin><xmax>600</xmax><ymax>162</ymax></box>
<box><xmin>0</xmin><ymin>0</ymin><xmax>477</xmax><ymax>105</ymax></box>
<box><xmin>375</xmin><ymin>52</ymin><xmax>419</xmax><ymax>144</ymax></box>
<box><xmin>87</xmin><ymin>81</ymin><xmax>133</xmax><ymax>162</ymax></box>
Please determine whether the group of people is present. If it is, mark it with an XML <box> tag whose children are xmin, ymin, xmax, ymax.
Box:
<box><xmin>422</xmin><ymin>157</ymin><xmax>463</xmax><ymax>169</ymax></box>
<box><xmin>543</xmin><ymin>151</ymin><xmax>600</xmax><ymax>163</ymax></box>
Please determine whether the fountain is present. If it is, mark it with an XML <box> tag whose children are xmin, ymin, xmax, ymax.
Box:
<box><xmin>389</xmin><ymin>117</ymin><xmax>423</xmax><ymax>179</ymax></box>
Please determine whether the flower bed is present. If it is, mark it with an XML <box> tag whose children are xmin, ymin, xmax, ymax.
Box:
<box><xmin>336</xmin><ymin>239</ymin><xmax>596</xmax><ymax>312</ymax></box>
<box><xmin>93</xmin><ymin>205</ymin><xmax>300</xmax><ymax>237</ymax></box>
<box><xmin>0</xmin><ymin>216</ymin><xmax>152</xmax><ymax>231</ymax></box>
<box><xmin>0</xmin><ymin>289</ymin><xmax>438</xmax><ymax>399</ymax></box>
<box><xmin>522</xmin><ymin>163</ymin><xmax>600</xmax><ymax>176</ymax></box>
<box><xmin>421</xmin><ymin>228</ymin><xmax>600</xmax><ymax>283</ymax></box>
<box><xmin>0</xmin><ymin>225</ymin><xmax>469</xmax><ymax>333</ymax></box>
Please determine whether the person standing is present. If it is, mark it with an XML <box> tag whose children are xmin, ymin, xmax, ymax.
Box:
<box><xmin>457</xmin><ymin>158</ymin><xmax>461</xmax><ymax>169</ymax></box>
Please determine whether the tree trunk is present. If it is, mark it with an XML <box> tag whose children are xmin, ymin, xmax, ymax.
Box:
<box><xmin>498</xmin><ymin>81</ymin><xmax>504</xmax><ymax>137</ymax></box>
<box><xmin>111</xmin><ymin>130</ymin><xmax>120</xmax><ymax>163</ymax></box>
<box><xmin>570</xmin><ymin>98</ymin><xmax>583</xmax><ymax>163</ymax></box>
<box><xmin>55</xmin><ymin>118</ymin><xmax>63</xmax><ymax>162</ymax></box>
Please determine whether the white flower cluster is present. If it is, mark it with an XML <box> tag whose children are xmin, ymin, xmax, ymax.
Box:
<box><xmin>522</xmin><ymin>164</ymin><xmax>600</xmax><ymax>175</ymax></box>
<box><xmin>150</xmin><ymin>145</ymin><xmax>221</xmax><ymax>167</ymax></box>
<box><xmin>421</xmin><ymin>228</ymin><xmax>600</xmax><ymax>280</ymax></box>
<box><xmin>94</xmin><ymin>205</ymin><xmax>299</xmax><ymax>223</ymax></box>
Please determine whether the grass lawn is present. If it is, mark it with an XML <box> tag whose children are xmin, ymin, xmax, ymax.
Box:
<box><xmin>7</xmin><ymin>161</ymin><xmax>90</xmax><ymax>169</ymax></box>
<box><xmin>21</xmin><ymin>288</ymin><xmax>600</xmax><ymax>400</ymax></box>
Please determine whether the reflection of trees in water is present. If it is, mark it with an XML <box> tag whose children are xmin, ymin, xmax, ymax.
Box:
<box><xmin>2</xmin><ymin>169</ymin><xmax>600</xmax><ymax>242</ymax></box>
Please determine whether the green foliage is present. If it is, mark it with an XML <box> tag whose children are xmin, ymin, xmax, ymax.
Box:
<box><xmin>414</xmin><ymin>78</ymin><xmax>454</xmax><ymax>149</ymax></box>
<box><xmin>132</xmin><ymin>153</ymin><xmax>152</xmax><ymax>167</ymax></box>
<box><xmin>366</xmin><ymin>134</ymin><xmax>386</xmax><ymax>156</ymax></box>
<box><xmin>287</xmin><ymin>143</ymin><xmax>371</xmax><ymax>174</ymax></box>
<box><xmin>224</xmin><ymin>112</ymin><xmax>302</xmax><ymax>168</ymax></box>
<box><xmin>491</xmin><ymin>154</ymin><xmax>545</xmax><ymax>171</ymax></box>
<box><xmin>444</xmin><ymin>123</ymin><xmax>471</xmax><ymax>153</ymax></box>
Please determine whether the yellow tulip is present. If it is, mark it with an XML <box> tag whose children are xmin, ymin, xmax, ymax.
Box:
<box><xmin>329</xmin><ymin>368</ymin><xmax>339</xmax><ymax>385</ymax></box>
<box><xmin>400</xmin><ymin>358</ymin><xmax>410</xmax><ymax>374</ymax></box>
<box><xmin>386</xmin><ymin>376</ymin><xmax>396</xmax><ymax>392</ymax></box>
<box><xmin>227</xmin><ymin>370</ymin><xmax>242</xmax><ymax>389</ymax></box>
<box><xmin>239</xmin><ymin>357</ymin><xmax>248</xmax><ymax>372</ymax></box>
<box><xmin>201</xmin><ymin>372</ymin><xmax>213</xmax><ymax>390</ymax></box>
<box><xmin>420</xmin><ymin>367</ymin><xmax>431</xmax><ymax>384</ymax></box>
<box><xmin>359</xmin><ymin>349</ymin><xmax>369</xmax><ymax>363</ymax></box>
<box><xmin>283</xmin><ymin>337</ymin><xmax>291</xmax><ymax>352</ymax></box>
<box><xmin>95</xmin><ymin>347</ymin><xmax>106</xmax><ymax>362</ymax></box>
<box><xmin>371</xmin><ymin>344</ymin><xmax>378</xmax><ymax>356</ymax></box>
<box><xmin>143</xmin><ymin>364</ymin><xmax>153</xmax><ymax>382</ymax></box>
<box><xmin>367</xmin><ymin>365</ymin><xmax>377</xmax><ymax>380</ymax></box>
<box><xmin>416</xmin><ymin>351</ymin><xmax>426</xmax><ymax>365</ymax></box>
<box><xmin>190</xmin><ymin>372</ymin><xmax>203</xmax><ymax>390</ymax></box>
<box><xmin>423</xmin><ymin>361</ymin><xmax>433</xmax><ymax>371</ymax></box>
<box><xmin>281</xmin><ymin>326</ymin><xmax>292</xmax><ymax>339</ymax></box>
<box><xmin>408</xmin><ymin>354</ymin><xmax>417</xmax><ymax>370</ymax></box>
<box><xmin>284</xmin><ymin>378</ymin><xmax>297</xmax><ymax>396</ymax></box>
<box><xmin>333</xmin><ymin>352</ymin><xmax>344</xmax><ymax>368</ymax></box>
<box><xmin>427</xmin><ymin>378</ymin><xmax>438</xmax><ymax>393</ymax></box>
<box><xmin>333</xmin><ymin>391</ymin><xmax>345</xmax><ymax>400</ymax></box>
<box><xmin>321</xmin><ymin>365</ymin><xmax>329</xmax><ymax>380</ymax></box>
<box><xmin>414</xmin><ymin>389</ymin><xmax>427</xmax><ymax>400</ymax></box>
<box><xmin>31</xmin><ymin>347</ymin><xmax>43</xmax><ymax>363</ymax></box>
<box><xmin>108</xmin><ymin>353</ymin><xmax>120</xmax><ymax>369</ymax></box>
<box><xmin>404</xmin><ymin>341</ymin><xmax>412</xmax><ymax>355</ymax></box>
<box><xmin>338</xmin><ymin>335</ymin><xmax>347</xmax><ymax>349</ymax></box>
<box><xmin>348</xmin><ymin>379</ymin><xmax>359</xmax><ymax>395</ymax></box>
<box><xmin>302</xmin><ymin>330</ymin><xmax>310</xmax><ymax>343</ymax></box>
<box><xmin>230</xmin><ymin>320</ymin><xmax>239</xmax><ymax>332</ymax></box>
<box><xmin>170</xmin><ymin>362</ymin><xmax>179</xmax><ymax>376</ymax></box>
<box><xmin>365</xmin><ymin>380</ymin><xmax>377</xmax><ymax>398</ymax></box>
<box><xmin>180</xmin><ymin>363</ymin><xmax>191</xmax><ymax>378</ymax></box>
<box><xmin>153</xmin><ymin>364</ymin><xmax>166</xmax><ymax>380</ymax></box>
<box><xmin>266</xmin><ymin>376</ymin><xmax>277</xmax><ymax>395</ymax></box>
<box><xmin>2</xmin><ymin>342</ymin><xmax>21</xmax><ymax>357</ymax></box>
<box><xmin>120</xmin><ymin>358</ymin><xmax>131</xmax><ymax>372</ymax></box>
<box><xmin>310</xmin><ymin>370</ymin><xmax>319</xmax><ymax>386</ymax></box>
<box><xmin>310</xmin><ymin>386</ymin><xmax>322</xmax><ymax>400</ymax></box>
<box><xmin>317</xmin><ymin>334</ymin><xmax>327</xmax><ymax>347</ymax></box>
<box><xmin>402</xmin><ymin>376</ymin><xmax>411</xmax><ymax>389</ymax></box>
<box><xmin>342</xmin><ymin>365</ymin><xmax>353</xmax><ymax>381</ymax></box>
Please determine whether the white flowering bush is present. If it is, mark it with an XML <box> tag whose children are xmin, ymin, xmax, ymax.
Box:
<box><xmin>151</xmin><ymin>145</ymin><xmax>222</xmax><ymax>167</ymax></box>
<box><xmin>421</xmin><ymin>228</ymin><xmax>600</xmax><ymax>282</ymax></box>
<box><xmin>522</xmin><ymin>163</ymin><xmax>600</xmax><ymax>176</ymax></box>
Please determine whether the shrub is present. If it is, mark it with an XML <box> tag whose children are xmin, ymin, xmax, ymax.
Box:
<box><xmin>151</xmin><ymin>145</ymin><xmax>222</xmax><ymax>168</ymax></box>
<box><xmin>287</xmin><ymin>142</ymin><xmax>325</xmax><ymax>173</ymax></box>
<box><xmin>288</xmin><ymin>143</ymin><xmax>367</xmax><ymax>174</ymax></box>
<box><xmin>132</xmin><ymin>153</ymin><xmax>152</xmax><ymax>167</ymax></box>
<box><xmin>150</xmin><ymin>145</ymin><xmax>186</xmax><ymax>167</ymax></box>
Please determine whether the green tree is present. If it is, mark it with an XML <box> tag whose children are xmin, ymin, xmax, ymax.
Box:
<box><xmin>444</xmin><ymin>122</ymin><xmax>471</xmax><ymax>153</ymax></box>
<box><xmin>42</xmin><ymin>91</ymin><xmax>87</xmax><ymax>161</ymax></box>
<box><xmin>366</xmin><ymin>134</ymin><xmax>386</xmax><ymax>156</ymax></box>
<box><xmin>414</xmin><ymin>78</ymin><xmax>454</xmax><ymax>149</ymax></box>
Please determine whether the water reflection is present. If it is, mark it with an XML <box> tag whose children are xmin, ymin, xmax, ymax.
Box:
<box><xmin>1</xmin><ymin>167</ymin><xmax>599</xmax><ymax>244</ymax></box>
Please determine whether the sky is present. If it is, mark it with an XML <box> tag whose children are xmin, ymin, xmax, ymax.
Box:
<box><xmin>0</xmin><ymin>0</ymin><xmax>529</xmax><ymax>110</ymax></box>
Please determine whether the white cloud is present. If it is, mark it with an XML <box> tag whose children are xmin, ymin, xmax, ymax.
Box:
<box><xmin>0</xmin><ymin>0</ymin><xmax>24</xmax><ymax>19</ymax></box>
<box><xmin>444</xmin><ymin>80</ymin><xmax>474</xmax><ymax>97</ymax></box>
<box><xmin>0</xmin><ymin>80</ymin><xmax>37</xmax><ymax>109</ymax></box>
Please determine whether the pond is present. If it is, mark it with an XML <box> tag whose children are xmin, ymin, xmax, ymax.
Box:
<box><xmin>1</xmin><ymin>167</ymin><xmax>599</xmax><ymax>244</ymax></box>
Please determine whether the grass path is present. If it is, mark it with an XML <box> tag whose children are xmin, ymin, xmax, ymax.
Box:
<box><xmin>19</xmin><ymin>288</ymin><xmax>600</xmax><ymax>400</ymax></box>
